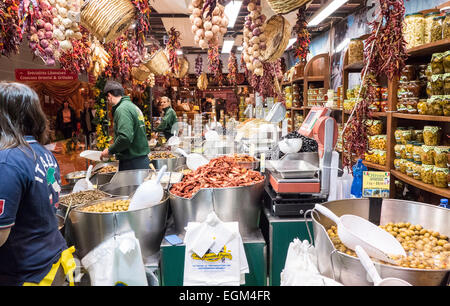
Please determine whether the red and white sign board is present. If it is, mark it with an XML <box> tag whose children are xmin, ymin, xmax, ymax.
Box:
<box><xmin>15</xmin><ymin>69</ymin><xmax>78</xmax><ymax>82</ymax></box>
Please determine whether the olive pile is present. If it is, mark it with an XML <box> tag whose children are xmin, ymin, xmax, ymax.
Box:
<box><xmin>281</xmin><ymin>131</ymin><xmax>319</xmax><ymax>153</ymax></box>
<box><xmin>81</xmin><ymin>199</ymin><xmax>130</xmax><ymax>213</ymax></box>
<box><xmin>327</xmin><ymin>222</ymin><xmax>450</xmax><ymax>270</ymax></box>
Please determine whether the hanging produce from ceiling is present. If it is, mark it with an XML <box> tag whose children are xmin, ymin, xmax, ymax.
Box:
<box><xmin>166</xmin><ymin>26</ymin><xmax>181</xmax><ymax>75</ymax></box>
<box><xmin>293</xmin><ymin>7</ymin><xmax>310</xmax><ymax>63</ymax></box>
<box><xmin>227</xmin><ymin>51</ymin><xmax>237</xmax><ymax>86</ymax></box>
<box><xmin>195</xmin><ymin>54</ymin><xmax>203</xmax><ymax>76</ymax></box>
<box><xmin>188</xmin><ymin>0</ymin><xmax>229</xmax><ymax>49</ymax></box>
<box><xmin>0</xmin><ymin>0</ymin><xmax>22</xmax><ymax>57</ymax></box>
<box><xmin>242</xmin><ymin>0</ymin><xmax>266</xmax><ymax>76</ymax></box>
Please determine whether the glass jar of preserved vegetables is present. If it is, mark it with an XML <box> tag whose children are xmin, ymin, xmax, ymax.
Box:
<box><xmin>444</xmin><ymin>13</ymin><xmax>450</xmax><ymax>39</ymax></box>
<box><xmin>400</xmin><ymin>65</ymin><xmax>416</xmax><ymax>82</ymax></box>
<box><xmin>405</xmin><ymin>160</ymin><xmax>415</xmax><ymax>177</ymax></box>
<box><xmin>444</xmin><ymin>51</ymin><xmax>450</xmax><ymax>73</ymax></box>
<box><xmin>431</xmin><ymin>52</ymin><xmax>445</xmax><ymax>75</ymax></box>
<box><xmin>408</xmin><ymin>80</ymin><xmax>422</xmax><ymax>97</ymax></box>
<box><xmin>394</xmin><ymin>159</ymin><xmax>403</xmax><ymax>171</ymax></box>
<box><xmin>425</xmin><ymin>12</ymin><xmax>440</xmax><ymax>43</ymax></box>
<box><xmin>433</xmin><ymin>166</ymin><xmax>448</xmax><ymax>188</ymax></box>
<box><xmin>400</xmin><ymin>129</ymin><xmax>412</xmax><ymax>145</ymax></box>
<box><xmin>428</xmin><ymin>96</ymin><xmax>444</xmax><ymax>115</ymax></box>
<box><xmin>418</xmin><ymin>99</ymin><xmax>428</xmax><ymax>115</ymax></box>
<box><xmin>413</xmin><ymin>142</ymin><xmax>424</xmax><ymax>162</ymax></box>
<box><xmin>434</xmin><ymin>146</ymin><xmax>450</xmax><ymax>167</ymax></box>
<box><xmin>407</xmin><ymin>97</ymin><xmax>419</xmax><ymax>114</ymax></box>
<box><xmin>404</xmin><ymin>13</ymin><xmax>425</xmax><ymax>48</ymax></box>
<box><xmin>400</xmin><ymin>159</ymin><xmax>408</xmax><ymax>174</ymax></box>
<box><xmin>414</xmin><ymin>129</ymin><xmax>424</xmax><ymax>142</ymax></box>
<box><xmin>431</xmin><ymin>16</ymin><xmax>444</xmax><ymax>42</ymax></box>
<box><xmin>421</xmin><ymin>164</ymin><xmax>434</xmax><ymax>184</ymax></box>
<box><xmin>412</xmin><ymin>161</ymin><xmax>422</xmax><ymax>180</ymax></box>
<box><xmin>348</xmin><ymin>38</ymin><xmax>364</xmax><ymax>65</ymax></box>
<box><xmin>444</xmin><ymin>95</ymin><xmax>450</xmax><ymax>116</ymax></box>
<box><xmin>406</xmin><ymin>141</ymin><xmax>415</xmax><ymax>160</ymax></box>
<box><xmin>394</xmin><ymin>144</ymin><xmax>405</xmax><ymax>159</ymax></box>
<box><xmin>421</xmin><ymin>145</ymin><xmax>436</xmax><ymax>165</ymax></box>
<box><xmin>431</xmin><ymin>74</ymin><xmax>444</xmax><ymax>95</ymax></box>
<box><xmin>395</xmin><ymin>127</ymin><xmax>406</xmax><ymax>144</ymax></box>
<box><xmin>423</xmin><ymin>126</ymin><xmax>442</xmax><ymax>145</ymax></box>
<box><xmin>378</xmin><ymin>150</ymin><xmax>386</xmax><ymax>166</ymax></box>
<box><xmin>418</xmin><ymin>65</ymin><xmax>428</xmax><ymax>82</ymax></box>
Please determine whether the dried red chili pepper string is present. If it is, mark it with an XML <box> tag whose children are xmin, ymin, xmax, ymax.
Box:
<box><xmin>227</xmin><ymin>51</ymin><xmax>238</xmax><ymax>86</ymax></box>
<box><xmin>293</xmin><ymin>7</ymin><xmax>310</xmax><ymax>63</ymax></box>
<box><xmin>0</xmin><ymin>0</ymin><xmax>23</xmax><ymax>57</ymax></box>
<box><xmin>167</xmin><ymin>27</ymin><xmax>181</xmax><ymax>75</ymax></box>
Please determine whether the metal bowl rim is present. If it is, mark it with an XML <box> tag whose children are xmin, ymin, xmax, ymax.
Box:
<box><xmin>312</xmin><ymin>198</ymin><xmax>450</xmax><ymax>272</ymax></box>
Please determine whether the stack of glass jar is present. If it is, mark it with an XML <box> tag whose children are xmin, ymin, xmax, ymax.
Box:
<box><xmin>394</xmin><ymin>125</ymin><xmax>449</xmax><ymax>189</ymax></box>
<box><xmin>307</xmin><ymin>87</ymin><xmax>326</xmax><ymax>106</ymax></box>
<box><xmin>284</xmin><ymin>84</ymin><xmax>302</xmax><ymax>109</ymax></box>
<box><xmin>348</xmin><ymin>38</ymin><xmax>364</xmax><ymax>65</ymax></box>
<box><xmin>397</xmin><ymin>64</ymin><xmax>428</xmax><ymax>114</ymax></box>
<box><xmin>403</xmin><ymin>10</ymin><xmax>450</xmax><ymax>49</ymax></box>
<box><xmin>364</xmin><ymin>120</ymin><xmax>386</xmax><ymax>166</ymax></box>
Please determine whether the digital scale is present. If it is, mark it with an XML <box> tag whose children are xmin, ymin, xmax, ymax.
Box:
<box><xmin>265</xmin><ymin>107</ymin><xmax>338</xmax><ymax>217</ymax></box>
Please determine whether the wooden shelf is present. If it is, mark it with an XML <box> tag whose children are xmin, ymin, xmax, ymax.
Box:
<box><xmin>344</xmin><ymin>62</ymin><xmax>364</xmax><ymax>72</ymax></box>
<box><xmin>305</xmin><ymin>76</ymin><xmax>325</xmax><ymax>82</ymax></box>
<box><xmin>370</xmin><ymin>112</ymin><xmax>387</xmax><ymax>117</ymax></box>
<box><xmin>391</xmin><ymin>170</ymin><xmax>450</xmax><ymax>198</ymax></box>
<box><xmin>407</xmin><ymin>39</ymin><xmax>450</xmax><ymax>59</ymax></box>
<box><xmin>363</xmin><ymin>160</ymin><xmax>387</xmax><ymax>171</ymax></box>
<box><xmin>393</xmin><ymin>113</ymin><xmax>450</xmax><ymax>122</ymax></box>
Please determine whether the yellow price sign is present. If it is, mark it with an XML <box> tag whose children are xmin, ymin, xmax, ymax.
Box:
<box><xmin>362</xmin><ymin>171</ymin><xmax>390</xmax><ymax>198</ymax></box>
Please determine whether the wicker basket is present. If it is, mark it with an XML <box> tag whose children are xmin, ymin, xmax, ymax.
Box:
<box><xmin>261</xmin><ymin>15</ymin><xmax>291</xmax><ymax>63</ymax></box>
<box><xmin>266</xmin><ymin>0</ymin><xmax>311</xmax><ymax>15</ymax></box>
<box><xmin>81</xmin><ymin>0</ymin><xmax>136</xmax><ymax>43</ymax></box>
<box><xmin>173</xmin><ymin>57</ymin><xmax>189</xmax><ymax>79</ymax></box>
<box><xmin>132</xmin><ymin>65</ymin><xmax>151</xmax><ymax>82</ymax></box>
<box><xmin>144</xmin><ymin>49</ymin><xmax>170</xmax><ymax>76</ymax></box>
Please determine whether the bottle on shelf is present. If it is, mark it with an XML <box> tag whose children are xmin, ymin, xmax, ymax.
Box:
<box><xmin>439</xmin><ymin>199</ymin><xmax>448</xmax><ymax>208</ymax></box>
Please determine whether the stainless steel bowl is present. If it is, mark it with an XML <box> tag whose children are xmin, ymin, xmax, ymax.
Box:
<box><xmin>311</xmin><ymin>199</ymin><xmax>450</xmax><ymax>286</ymax></box>
<box><xmin>149</xmin><ymin>151</ymin><xmax>186</xmax><ymax>171</ymax></box>
<box><xmin>64</xmin><ymin>171</ymin><xmax>87</xmax><ymax>185</ymax></box>
<box><xmin>91</xmin><ymin>161</ymin><xmax>119</xmax><ymax>186</ymax></box>
<box><xmin>169</xmin><ymin>180</ymin><xmax>265</xmax><ymax>237</ymax></box>
<box><xmin>69</xmin><ymin>195</ymin><xmax>169</xmax><ymax>259</ymax></box>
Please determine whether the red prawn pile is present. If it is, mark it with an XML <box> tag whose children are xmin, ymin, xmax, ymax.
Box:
<box><xmin>170</xmin><ymin>156</ymin><xmax>265</xmax><ymax>198</ymax></box>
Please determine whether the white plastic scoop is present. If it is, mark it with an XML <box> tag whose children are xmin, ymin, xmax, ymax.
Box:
<box><xmin>167</xmin><ymin>135</ymin><xmax>181</xmax><ymax>146</ymax></box>
<box><xmin>176</xmin><ymin>148</ymin><xmax>209</xmax><ymax>171</ymax></box>
<box><xmin>72</xmin><ymin>165</ymin><xmax>94</xmax><ymax>193</ymax></box>
<box><xmin>355</xmin><ymin>245</ymin><xmax>412</xmax><ymax>286</ymax></box>
<box><xmin>314</xmin><ymin>204</ymin><xmax>406</xmax><ymax>264</ymax></box>
<box><xmin>204</xmin><ymin>125</ymin><xmax>220</xmax><ymax>141</ymax></box>
<box><xmin>129</xmin><ymin>165</ymin><xmax>167</xmax><ymax>211</ymax></box>
<box><xmin>265</xmin><ymin>102</ymin><xmax>286</xmax><ymax>123</ymax></box>
<box><xmin>80</xmin><ymin>150</ymin><xmax>103</xmax><ymax>162</ymax></box>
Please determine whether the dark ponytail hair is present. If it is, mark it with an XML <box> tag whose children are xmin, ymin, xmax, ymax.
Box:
<box><xmin>0</xmin><ymin>82</ymin><xmax>49</xmax><ymax>150</ymax></box>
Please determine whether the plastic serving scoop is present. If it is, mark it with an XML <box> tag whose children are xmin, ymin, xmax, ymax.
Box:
<box><xmin>355</xmin><ymin>245</ymin><xmax>412</xmax><ymax>286</ymax></box>
<box><xmin>72</xmin><ymin>165</ymin><xmax>94</xmax><ymax>193</ymax></box>
<box><xmin>129</xmin><ymin>165</ymin><xmax>167</xmax><ymax>211</ymax></box>
<box><xmin>204</xmin><ymin>125</ymin><xmax>220</xmax><ymax>141</ymax></box>
<box><xmin>265</xmin><ymin>102</ymin><xmax>286</xmax><ymax>123</ymax></box>
<box><xmin>167</xmin><ymin>136</ymin><xmax>181</xmax><ymax>146</ymax></box>
<box><xmin>314</xmin><ymin>204</ymin><xmax>406</xmax><ymax>264</ymax></box>
<box><xmin>176</xmin><ymin>148</ymin><xmax>209</xmax><ymax>171</ymax></box>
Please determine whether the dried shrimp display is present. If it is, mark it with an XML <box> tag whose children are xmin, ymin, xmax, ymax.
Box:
<box><xmin>170</xmin><ymin>156</ymin><xmax>264</xmax><ymax>198</ymax></box>
<box><xmin>327</xmin><ymin>222</ymin><xmax>450</xmax><ymax>270</ymax></box>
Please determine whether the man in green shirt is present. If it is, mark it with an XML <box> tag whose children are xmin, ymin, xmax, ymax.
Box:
<box><xmin>155</xmin><ymin>96</ymin><xmax>178</xmax><ymax>140</ymax></box>
<box><xmin>100</xmin><ymin>81</ymin><xmax>150</xmax><ymax>171</ymax></box>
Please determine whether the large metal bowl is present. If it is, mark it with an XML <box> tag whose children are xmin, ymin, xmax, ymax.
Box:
<box><xmin>169</xmin><ymin>180</ymin><xmax>265</xmax><ymax>237</ymax></box>
<box><xmin>311</xmin><ymin>199</ymin><xmax>450</xmax><ymax>286</ymax></box>
<box><xmin>90</xmin><ymin>161</ymin><xmax>119</xmax><ymax>186</ymax></box>
<box><xmin>149</xmin><ymin>151</ymin><xmax>186</xmax><ymax>171</ymax></box>
<box><xmin>64</xmin><ymin>171</ymin><xmax>87</xmax><ymax>185</ymax></box>
<box><xmin>68</xmin><ymin>195</ymin><xmax>169</xmax><ymax>259</ymax></box>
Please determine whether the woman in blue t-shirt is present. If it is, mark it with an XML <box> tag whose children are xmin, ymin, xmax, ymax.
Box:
<box><xmin>0</xmin><ymin>82</ymin><xmax>76</xmax><ymax>286</ymax></box>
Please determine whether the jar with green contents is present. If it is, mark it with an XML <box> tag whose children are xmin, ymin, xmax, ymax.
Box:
<box><xmin>444</xmin><ymin>13</ymin><xmax>450</xmax><ymax>39</ymax></box>
<box><xmin>428</xmin><ymin>95</ymin><xmax>444</xmax><ymax>115</ymax></box>
<box><xmin>405</xmin><ymin>160</ymin><xmax>415</xmax><ymax>177</ymax></box>
<box><xmin>421</xmin><ymin>145</ymin><xmax>436</xmax><ymax>165</ymax></box>
<box><xmin>400</xmin><ymin>159</ymin><xmax>408</xmax><ymax>174</ymax></box>
<box><xmin>423</xmin><ymin>126</ymin><xmax>442</xmax><ymax>145</ymax></box>
<box><xmin>407</xmin><ymin>97</ymin><xmax>419</xmax><ymax>114</ymax></box>
<box><xmin>434</xmin><ymin>146</ymin><xmax>450</xmax><ymax>167</ymax></box>
<box><xmin>348</xmin><ymin>38</ymin><xmax>364</xmax><ymax>65</ymax></box>
<box><xmin>433</xmin><ymin>166</ymin><xmax>449</xmax><ymax>188</ymax></box>
<box><xmin>378</xmin><ymin>150</ymin><xmax>386</xmax><ymax>165</ymax></box>
<box><xmin>431</xmin><ymin>53</ymin><xmax>445</xmax><ymax>75</ymax></box>
<box><xmin>431</xmin><ymin>75</ymin><xmax>444</xmax><ymax>95</ymax></box>
<box><xmin>414</xmin><ymin>129</ymin><xmax>424</xmax><ymax>142</ymax></box>
<box><xmin>394</xmin><ymin>159</ymin><xmax>403</xmax><ymax>171</ymax></box>
<box><xmin>413</xmin><ymin>161</ymin><xmax>422</xmax><ymax>180</ymax></box>
<box><xmin>400</xmin><ymin>129</ymin><xmax>412</xmax><ymax>145</ymax></box>
<box><xmin>395</xmin><ymin>127</ymin><xmax>406</xmax><ymax>143</ymax></box>
<box><xmin>418</xmin><ymin>99</ymin><xmax>428</xmax><ymax>114</ymax></box>
<box><xmin>405</xmin><ymin>141</ymin><xmax>415</xmax><ymax>159</ymax></box>
<box><xmin>421</xmin><ymin>164</ymin><xmax>434</xmax><ymax>184</ymax></box>
<box><xmin>444</xmin><ymin>51</ymin><xmax>450</xmax><ymax>73</ymax></box>
<box><xmin>394</xmin><ymin>144</ymin><xmax>405</xmax><ymax>159</ymax></box>
<box><xmin>413</xmin><ymin>142</ymin><xmax>424</xmax><ymax>162</ymax></box>
<box><xmin>431</xmin><ymin>16</ymin><xmax>445</xmax><ymax>42</ymax></box>
<box><xmin>443</xmin><ymin>95</ymin><xmax>450</xmax><ymax>116</ymax></box>
<box><xmin>425</xmin><ymin>12</ymin><xmax>440</xmax><ymax>43</ymax></box>
<box><xmin>444</xmin><ymin>73</ymin><xmax>450</xmax><ymax>95</ymax></box>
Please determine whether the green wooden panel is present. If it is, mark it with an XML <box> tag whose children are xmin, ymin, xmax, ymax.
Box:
<box><xmin>269</xmin><ymin>221</ymin><xmax>313</xmax><ymax>286</ymax></box>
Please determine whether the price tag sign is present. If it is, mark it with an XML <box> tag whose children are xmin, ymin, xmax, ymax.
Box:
<box><xmin>362</xmin><ymin>171</ymin><xmax>390</xmax><ymax>198</ymax></box>
<box><xmin>260</xmin><ymin>153</ymin><xmax>265</xmax><ymax>173</ymax></box>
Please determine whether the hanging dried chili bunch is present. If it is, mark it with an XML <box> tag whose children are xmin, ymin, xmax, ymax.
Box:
<box><xmin>195</xmin><ymin>54</ymin><xmax>203</xmax><ymax>76</ymax></box>
<box><xmin>227</xmin><ymin>51</ymin><xmax>238</xmax><ymax>86</ymax></box>
<box><xmin>240</xmin><ymin>52</ymin><xmax>248</xmax><ymax>77</ymax></box>
<box><xmin>58</xmin><ymin>29</ymin><xmax>92</xmax><ymax>74</ymax></box>
<box><xmin>293</xmin><ymin>7</ymin><xmax>310</xmax><ymax>63</ymax></box>
<box><xmin>104</xmin><ymin>36</ymin><xmax>133</xmax><ymax>83</ymax></box>
<box><xmin>250</xmin><ymin>62</ymin><xmax>280</xmax><ymax>100</ymax></box>
<box><xmin>363</xmin><ymin>0</ymin><xmax>407</xmax><ymax>80</ymax></box>
<box><xmin>0</xmin><ymin>0</ymin><xmax>22</xmax><ymax>57</ymax></box>
<box><xmin>167</xmin><ymin>27</ymin><xmax>181</xmax><ymax>74</ymax></box>
<box><xmin>130</xmin><ymin>0</ymin><xmax>151</xmax><ymax>52</ymax></box>
<box><xmin>208</xmin><ymin>44</ymin><xmax>220</xmax><ymax>80</ymax></box>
